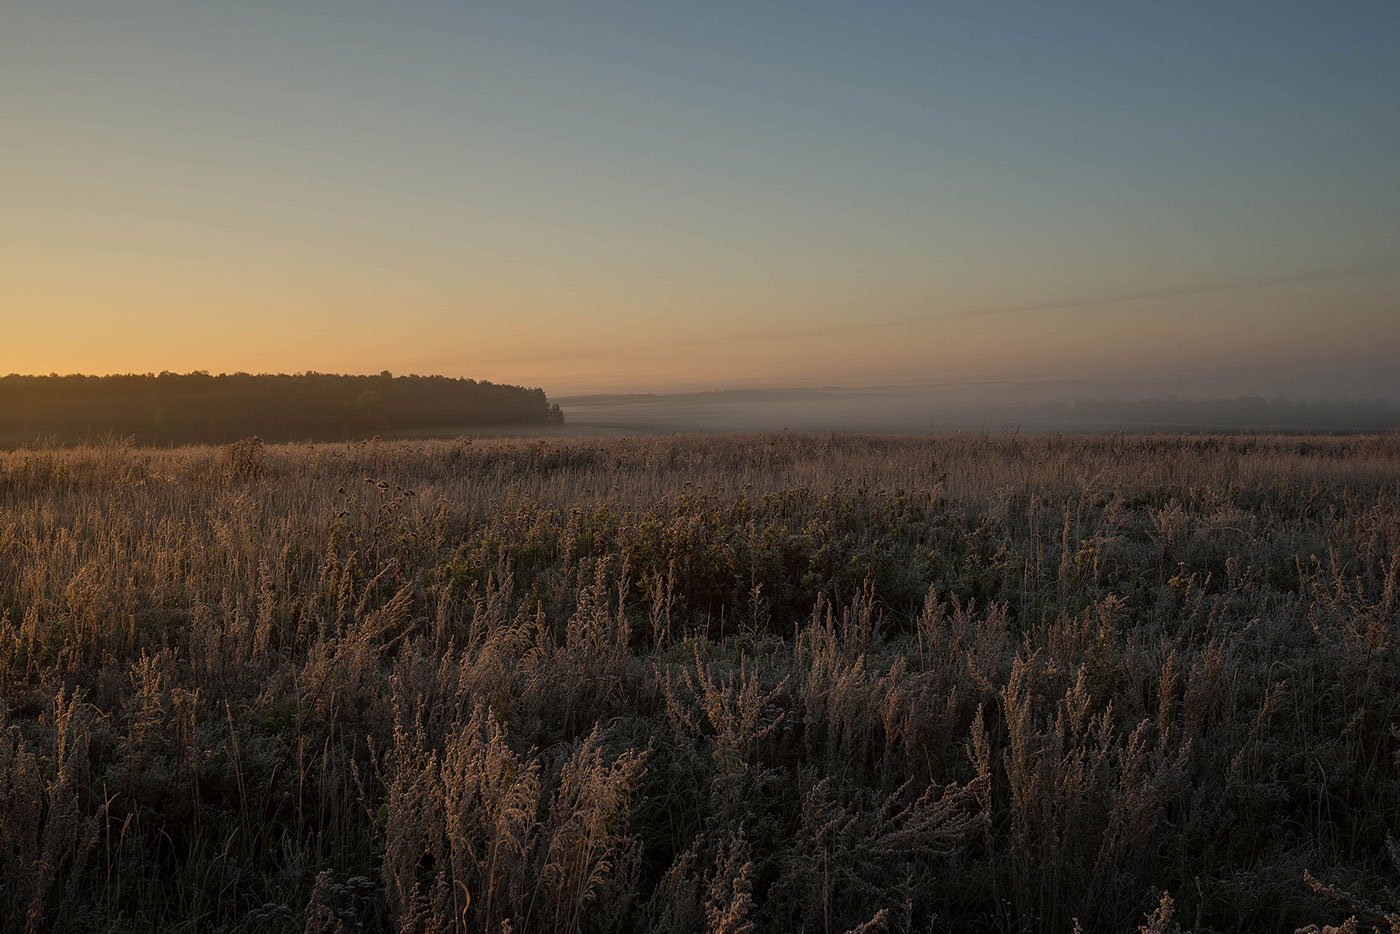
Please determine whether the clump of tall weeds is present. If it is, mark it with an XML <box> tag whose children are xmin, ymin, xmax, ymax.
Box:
<box><xmin>380</xmin><ymin>706</ymin><xmax>643</xmax><ymax>933</ymax></box>
<box><xmin>0</xmin><ymin>691</ymin><xmax>100</xmax><ymax>934</ymax></box>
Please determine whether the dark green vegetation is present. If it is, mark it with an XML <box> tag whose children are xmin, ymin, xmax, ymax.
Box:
<box><xmin>1</xmin><ymin>433</ymin><xmax>1398</xmax><ymax>932</ymax></box>
<box><xmin>0</xmin><ymin>372</ymin><xmax>564</xmax><ymax>446</ymax></box>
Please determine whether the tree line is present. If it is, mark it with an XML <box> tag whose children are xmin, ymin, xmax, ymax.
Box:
<box><xmin>0</xmin><ymin>371</ymin><xmax>564</xmax><ymax>445</ymax></box>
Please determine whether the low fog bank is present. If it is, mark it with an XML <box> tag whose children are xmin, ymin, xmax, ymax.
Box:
<box><xmin>557</xmin><ymin>388</ymin><xmax>1400</xmax><ymax>435</ymax></box>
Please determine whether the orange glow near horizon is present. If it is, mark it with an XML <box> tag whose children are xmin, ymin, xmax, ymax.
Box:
<box><xmin>5</xmin><ymin>251</ymin><xmax>1396</xmax><ymax>398</ymax></box>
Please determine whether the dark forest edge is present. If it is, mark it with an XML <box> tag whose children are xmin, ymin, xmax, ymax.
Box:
<box><xmin>0</xmin><ymin>371</ymin><xmax>565</xmax><ymax>446</ymax></box>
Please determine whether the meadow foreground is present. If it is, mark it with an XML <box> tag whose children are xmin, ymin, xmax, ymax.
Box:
<box><xmin>2</xmin><ymin>433</ymin><xmax>1398</xmax><ymax>933</ymax></box>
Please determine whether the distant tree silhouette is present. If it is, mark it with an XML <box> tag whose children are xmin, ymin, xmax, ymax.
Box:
<box><xmin>0</xmin><ymin>371</ymin><xmax>565</xmax><ymax>445</ymax></box>
<box><xmin>344</xmin><ymin>389</ymin><xmax>385</xmax><ymax>437</ymax></box>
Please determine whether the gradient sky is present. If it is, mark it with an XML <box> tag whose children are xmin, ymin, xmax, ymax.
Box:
<box><xmin>4</xmin><ymin>1</ymin><xmax>1398</xmax><ymax>397</ymax></box>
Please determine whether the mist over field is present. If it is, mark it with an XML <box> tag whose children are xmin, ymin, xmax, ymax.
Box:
<box><xmin>4</xmin><ymin>372</ymin><xmax>1396</xmax><ymax>447</ymax></box>
<box><xmin>560</xmin><ymin>388</ymin><xmax>1400</xmax><ymax>435</ymax></box>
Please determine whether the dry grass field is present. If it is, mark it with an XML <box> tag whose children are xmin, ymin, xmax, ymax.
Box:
<box><xmin>2</xmin><ymin>432</ymin><xmax>1399</xmax><ymax>932</ymax></box>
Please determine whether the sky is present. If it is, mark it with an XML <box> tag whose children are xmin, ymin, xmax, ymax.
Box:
<box><xmin>3</xmin><ymin>1</ymin><xmax>1398</xmax><ymax>398</ymax></box>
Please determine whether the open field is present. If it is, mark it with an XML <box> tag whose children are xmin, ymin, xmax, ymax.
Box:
<box><xmin>2</xmin><ymin>433</ymin><xmax>1399</xmax><ymax>932</ymax></box>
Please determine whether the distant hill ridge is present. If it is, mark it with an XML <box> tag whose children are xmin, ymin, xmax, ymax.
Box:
<box><xmin>0</xmin><ymin>371</ymin><xmax>564</xmax><ymax>446</ymax></box>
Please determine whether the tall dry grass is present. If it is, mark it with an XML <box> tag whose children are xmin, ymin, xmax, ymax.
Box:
<box><xmin>0</xmin><ymin>432</ymin><xmax>1398</xmax><ymax>931</ymax></box>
